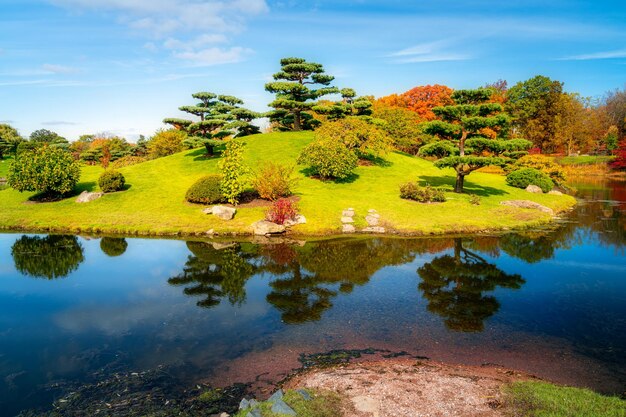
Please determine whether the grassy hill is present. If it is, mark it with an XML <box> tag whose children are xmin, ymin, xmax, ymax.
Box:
<box><xmin>0</xmin><ymin>132</ymin><xmax>575</xmax><ymax>236</ymax></box>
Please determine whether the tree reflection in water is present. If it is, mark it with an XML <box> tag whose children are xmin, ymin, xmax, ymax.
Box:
<box><xmin>418</xmin><ymin>238</ymin><xmax>525</xmax><ymax>332</ymax></box>
<box><xmin>11</xmin><ymin>234</ymin><xmax>84</xmax><ymax>279</ymax></box>
<box><xmin>168</xmin><ymin>242</ymin><xmax>258</xmax><ymax>308</ymax></box>
<box><xmin>100</xmin><ymin>237</ymin><xmax>128</xmax><ymax>257</ymax></box>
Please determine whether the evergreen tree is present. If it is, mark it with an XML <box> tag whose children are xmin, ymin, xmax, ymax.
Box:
<box><xmin>420</xmin><ymin>88</ymin><xmax>530</xmax><ymax>193</ymax></box>
<box><xmin>0</xmin><ymin>123</ymin><xmax>23</xmax><ymax>159</ymax></box>
<box><xmin>164</xmin><ymin>92</ymin><xmax>260</xmax><ymax>156</ymax></box>
<box><xmin>312</xmin><ymin>88</ymin><xmax>373</xmax><ymax>121</ymax></box>
<box><xmin>265</xmin><ymin>57</ymin><xmax>338</xmax><ymax>131</ymax></box>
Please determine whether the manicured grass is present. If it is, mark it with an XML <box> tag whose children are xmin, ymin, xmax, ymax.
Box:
<box><xmin>233</xmin><ymin>389</ymin><xmax>344</xmax><ymax>417</ymax></box>
<box><xmin>0</xmin><ymin>156</ymin><xmax>12</xmax><ymax>178</ymax></box>
<box><xmin>556</xmin><ymin>155</ymin><xmax>615</xmax><ymax>166</ymax></box>
<box><xmin>504</xmin><ymin>381</ymin><xmax>626</xmax><ymax>417</ymax></box>
<box><xmin>0</xmin><ymin>132</ymin><xmax>575</xmax><ymax>236</ymax></box>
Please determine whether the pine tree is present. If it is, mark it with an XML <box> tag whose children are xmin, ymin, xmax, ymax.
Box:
<box><xmin>420</xmin><ymin>88</ymin><xmax>530</xmax><ymax>193</ymax></box>
<box><xmin>265</xmin><ymin>57</ymin><xmax>338</xmax><ymax>131</ymax></box>
<box><xmin>163</xmin><ymin>92</ymin><xmax>260</xmax><ymax>156</ymax></box>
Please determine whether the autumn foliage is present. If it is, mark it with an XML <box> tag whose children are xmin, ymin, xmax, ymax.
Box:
<box><xmin>609</xmin><ymin>140</ymin><xmax>626</xmax><ymax>171</ymax></box>
<box><xmin>377</xmin><ymin>84</ymin><xmax>454</xmax><ymax>121</ymax></box>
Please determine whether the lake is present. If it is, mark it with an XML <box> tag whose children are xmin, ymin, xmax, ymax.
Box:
<box><xmin>0</xmin><ymin>178</ymin><xmax>624</xmax><ymax>416</ymax></box>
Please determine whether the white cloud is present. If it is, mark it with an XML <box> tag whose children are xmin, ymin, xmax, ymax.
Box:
<box><xmin>561</xmin><ymin>48</ymin><xmax>626</xmax><ymax>60</ymax></box>
<box><xmin>389</xmin><ymin>39</ymin><xmax>471</xmax><ymax>63</ymax></box>
<box><xmin>163</xmin><ymin>34</ymin><xmax>227</xmax><ymax>50</ymax></box>
<box><xmin>42</xmin><ymin>63</ymin><xmax>80</xmax><ymax>74</ymax></box>
<box><xmin>174</xmin><ymin>46</ymin><xmax>252</xmax><ymax>66</ymax></box>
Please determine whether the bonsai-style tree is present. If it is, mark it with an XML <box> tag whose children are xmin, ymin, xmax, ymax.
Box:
<box><xmin>312</xmin><ymin>88</ymin><xmax>373</xmax><ymax>121</ymax></box>
<box><xmin>163</xmin><ymin>92</ymin><xmax>260</xmax><ymax>156</ymax></box>
<box><xmin>420</xmin><ymin>88</ymin><xmax>531</xmax><ymax>193</ymax></box>
<box><xmin>265</xmin><ymin>57</ymin><xmax>339</xmax><ymax>131</ymax></box>
<box><xmin>418</xmin><ymin>238</ymin><xmax>525</xmax><ymax>332</ymax></box>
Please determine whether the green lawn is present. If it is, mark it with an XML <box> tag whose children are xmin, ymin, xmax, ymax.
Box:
<box><xmin>504</xmin><ymin>381</ymin><xmax>626</xmax><ymax>417</ymax></box>
<box><xmin>0</xmin><ymin>155</ymin><xmax>12</xmax><ymax>178</ymax></box>
<box><xmin>0</xmin><ymin>132</ymin><xmax>575</xmax><ymax>236</ymax></box>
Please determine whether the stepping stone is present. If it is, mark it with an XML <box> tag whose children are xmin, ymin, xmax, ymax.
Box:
<box><xmin>342</xmin><ymin>209</ymin><xmax>355</xmax><ymax>217</ymax></box>
<box><xmin>365</xmin><ymin>215</ymin><xmax>379</xmax><ymax>226</ymax></box>
<box><xmin>362</xmin><ymin>226</ymin><xmax>385</xmax><ymax>233</ymax></box>
<box><xmin>271</xmin><ymin>399</ymin><xmax>296</xmax><ymax>416</ymax></box>
<box><xmin>341</xmin><ymin>216</ymin><xmax>354</xmax><ymax>223</ymax></box>
<box><xmin>342</xmin><ymin>224</ymin><xmax>356</xmax><ymax>233</ymax></box>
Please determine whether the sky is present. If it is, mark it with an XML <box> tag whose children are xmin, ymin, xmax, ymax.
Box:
<box><xmin>0</xmin><ymin>0</ymin><xmax>625</xmax><ymax>141</ymax></box>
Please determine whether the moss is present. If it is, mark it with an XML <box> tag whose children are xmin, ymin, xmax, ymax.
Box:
<box><xmin>233</xmin><ymin>389</ymin><xmax>344</xmax><ymax>417</ymax></box>
<box><xmin>503</xmin><ymin>381</ymin><xmax>626</xmax><ymax>417</ymax></box>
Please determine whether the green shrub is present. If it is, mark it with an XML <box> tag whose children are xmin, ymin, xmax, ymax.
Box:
<box><xmin>8</xmin><ymin>145</ymin><xmax>80</xmax><ymax>196</ymax></box>
<box><xmin>506</xmin><ymin>168</ymin><xmax>554</xmax><ymax>193</ymax></box>
<box><xmin>297</xmin><ymin>140</ymin><xmax>358</xmax><ymax>180</ymax></box>
<box><xmin>399</xmin><ymin>182</ymin><xmax>446</xmax><ymax>203</ymax></box>
<box><xmin>218</xmin><ymin>140</ymin><xmax>248</xmax><ymax>205</ymax></box>
<box><xmin>315</xmin><ymin>116</ymin><xmax>390</xmax><ymax>158</ymax></box>
<box><xmin>186</xmin><ymin>174</ymin><xmax>224</xmax><ymax>204</ymax></box>
<box><xmin>147</xmin><ymin>129</ymin><xmax>186</xmax><ymax>159</ymax></box>
<box><xmin>252</xmin><ymin>162</ymin><xmax>297</xmax><ymax>200</ymax></box>
<box><xmin>98</xmin><ymin>170</ymin><xmax>125</xmax><ymax>193</ymax></box>
<box><xmin>510</xmin><ymin>154</ymin><xmax>566</xmax><ymax>185</ymax></box>
<box><xmin>110</xmin><ymin>155</ymin><xmax>146</xmax><ymax>168</ymax></box>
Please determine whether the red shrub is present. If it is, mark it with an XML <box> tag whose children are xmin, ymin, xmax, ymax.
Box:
<box><xmin>609</xmin><ymin>140</ymin><xmax>626</xmax><ymax>171</ymax></box>
<box><xmin>266</xmin><ymin>198</ymin><xmax>298</xmax><ymax>225</ymax></box>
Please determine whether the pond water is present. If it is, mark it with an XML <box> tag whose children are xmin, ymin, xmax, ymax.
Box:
<box><xmin>0</xmin><ymin>179</ymin><xmax>625</xmax><ymax>416</ymax></box>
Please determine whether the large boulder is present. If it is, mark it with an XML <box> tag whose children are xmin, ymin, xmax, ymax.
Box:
<box><xmin>76</xmin><ymin>191</ymin><xmax>103</xmax><ymax>203</ymax></box>
<box><xmin>525</xmin><ymin>184</ymin><xmax>543</xmax><ymax>194</ymax></box>
<box><xmin>283</xmin><ymin>214</ymin><xmax>306</xmax><ymax>227</ymax></box>
<box><xmin>252</xmin><ymin>220</ymin><xmax>286</xmax><ymax>236</ymax></box>
<box><xmin>500</xmin><ymin>200</ymin><xmax>554</xmax><ymax>215</ymax></box>
<box><xmin>548</xmin><ymin>190</ymin><xmax>563</xmax><ymax>196</ymax></box>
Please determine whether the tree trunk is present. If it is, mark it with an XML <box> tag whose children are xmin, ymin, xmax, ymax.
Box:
<box><xmin>454</xmin><ymin>172</ymin><xmax>465</xmax><ymax>193</ymax></box>
<box><xmin>293</xmin><ymin>111</ymin><xmax>302</xmax><ymax>131</ymax></box>
<box><xmin>459</xmin><ymin>130</ymin><xmax>468</xmax><ymax>156</ymax></box>
<box><xmin>204</xmin><ymin>142</ymin><xmax>214</xmax><ymax>156</ymax></box>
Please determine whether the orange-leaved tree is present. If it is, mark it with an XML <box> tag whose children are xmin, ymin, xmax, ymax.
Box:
<box><xmin>376</xmin><ymin>84</ymin><xmax>454</xmax><ymax>121</ymax></box>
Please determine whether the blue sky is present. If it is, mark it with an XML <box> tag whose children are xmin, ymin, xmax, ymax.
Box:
<box><xmin>1</xmin><ymin>0</ymin><xmax>625</xmax><ymax>140</ymax></box>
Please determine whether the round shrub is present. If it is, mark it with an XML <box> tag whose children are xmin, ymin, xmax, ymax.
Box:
<box><xmin>509</xmin><ymin>154</ymin><xmax>566</xmax><ymax>185</ymax></box>
<box><xmin>400</xmin><ymin>182</ymin><xmax>446</xmax><ymax>203</ymax></box>
<box><xmin>186</xmin><ymin>174</ymin><xmax>224</xmax><ymax>204</ymax></box>
<box><xmin>297</xmin><ymin>140</ymin><xmax>358</xmax><ymax>180</ymax></box>
<box><xmin>8</xmin><ymin>145</ymin><xmax>80</xmax><ymax>196</ymax></box>
<box><xmin>98</xmin><ymin>170</ymin><xmax>126</xmax><ymax>193</ymax></box>
<box><xmin>252</xmin><ymin>162</ymin><xmax>296</xmax><ymax>201</ymax></box>
<box><xmin>506</xmin><ymin>168</ymin><xmax>554</xmax><ymax>193</ymax></box>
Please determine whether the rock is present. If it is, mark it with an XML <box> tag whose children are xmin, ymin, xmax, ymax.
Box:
<box><xmin>239</xmin><ymin>398</ymin><xmax>250</xmax><ymax>410</ymax></box>
<box><xmin>525</xmin><ymin>184</ymin><xmax>543</xmax><ymax>194</ymax></box>
<box><xmin>246</xmin><ymin>409</ymin><xmax>262</xmax><ymax>417</ymax></box>
<box><xmin>500</xmin><ymin>200</ymin><xmax>554</xmax><ymax>215</ymax></box>
<box><xmin>365</xmin><ymin>215</ymin><xmax>379</xmax><ymax>226</ymax></box>
<box><xmin>362</xmin><ymin>226</ymin><xmax>385</xmax><ymax>233</ymax></box>
<box><xmin>252</xmin><ymin>220</ymin><xmax>286</xmax><ymax>236</ymax></box>
<box><xmin>211</xmin><ymin>242</ymin><xmax>236</xmax><ymax>250</ymax></box>
<box><xmin>248</xmin><ymin>399</ymin><xmax>259</xmax><ymax>408</ymax></box>
<box><xmin>548</xmin><ymin>190</ymin><xmax>563</xmax><ymax>196</ymax></box>
<box><xmin>212</xmin><ymin>205</ymin><xmax>236</xmax><ymax>220</ymax></box>
<box><xmin>296</xmin><ymin>389</ymin><xmax>312</xmax><ymax>401</ymax></box>
<box><xmin>202</xmin><ymin>207</ymin><xmax>214</xmax><ymax>214</ymax></box>
<box><xmin>268</xmin><ymin>389</ymin><xmax>284</xmax><ymax>402</ymax></box>
<box><xmin>210</xmin><ymin>413</ymin><xmax>230</xmax><ymax>417</ymax></box>
<box><xmin>341</xmin><ymin>216</ymin><xmax>354</xmax><ymax>223</ymax></box>
<box><xmin>342</xmin><ymin>224</ymin><xmax>356</xmax><ymax>233</ymax></box>
<box><xmin>76</xmin><ymin>191</ymin><xmax>103</xmax><ymax>203</ymax></box>
<box><xmin>206</xmin><ymin>229</ymin><xmax>214</xmax><ymax>236</ymax></box>
<box><xmin>342</xmin><ymin>209</ymin><xmax>355</xmax><ymax>217</ymax></box>
<box><xmin>283</xmin><ymin>214</ymin><xmax>306</xmax><ymax>227</ymax></box>
<box><xmin>0</xmin><ymin>177</ymin><xmax>6</xmax><ymax>185</ymax></box>
<box><xmin>270</xmin><ymin>399</ymin><xmax>296</xmax><ymax>416</ymax></box>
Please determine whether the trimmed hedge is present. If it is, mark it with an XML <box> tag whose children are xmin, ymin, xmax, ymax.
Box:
<box><xmin>98</xmin><ymin>170</ymin><xmax>126</xmax><ymax>193</ymax></box>
<box><xmin>186</xmin><ymin>174</ymin><xmax>224</xmax><ymax>204</ymax></box>
<box><xmin>399</xmin><ymin>182</ymin><xmax>446</xmax><ymax>203</ymax></box>
<box><xmin>506</xmin><ymin>168</ymin><xmax>553</xmax><ymax>193</ymax></box>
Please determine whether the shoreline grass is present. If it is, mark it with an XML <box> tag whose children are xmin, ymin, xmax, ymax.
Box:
<box><xmin>0</xmin><ymin>132</ymin><xmax>576</xmax><ymax>237</ymax></box>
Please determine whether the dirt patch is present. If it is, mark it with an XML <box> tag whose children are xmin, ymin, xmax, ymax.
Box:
<box><xmin>285</xmin><ymin>359</ymin><xmax>536</xmax><ymax>417</ymax></box>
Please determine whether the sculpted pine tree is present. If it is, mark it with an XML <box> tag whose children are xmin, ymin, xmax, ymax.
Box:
<box><xmin>265</xmin><ymin>57</ymin><xmax>339</xmax><ymax>131</ymax></box>
<box><xmin>164</xmin><ymin>92</ymin><xmax>260</xmax><ymax>156</ymax></box>
<box><xmin>312</xmin><ymin>88</ymin><xmax>373</xmax><ymax>121</ymax></box>
<box><xmin>420</xmin><ymin>88</ymin><xmax>531</xmax><ymax>193</ymax></box>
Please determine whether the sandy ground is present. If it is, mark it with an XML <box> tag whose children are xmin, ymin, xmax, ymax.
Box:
<box><xmin>284</xmin><ymin>359</ymin><xmax>536</xmax><ymax>417</ymax></box>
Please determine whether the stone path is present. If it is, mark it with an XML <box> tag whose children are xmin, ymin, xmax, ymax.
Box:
<box><xmin>341</xmin><ymin>208</ymin><xmax>385</xmax><ymax>234</ymax></box>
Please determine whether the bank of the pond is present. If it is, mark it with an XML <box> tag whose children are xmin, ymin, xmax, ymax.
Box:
<box><xmin>0</xmin><ymin>132</ymin><xmax>576</xmax><ymax>237</ymax></box>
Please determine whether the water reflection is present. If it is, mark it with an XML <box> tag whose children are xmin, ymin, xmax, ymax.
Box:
<box><xmin>417</xmin><ymin>239</ymin><xmax>525</xmax><ymax>332</ymax></box>
<box><xmin>10</xmin><ymin>235</ymin><xmax>84</xmax><ymax>279</ymax></box>
<box><xmin>168</xmin><ymin>242</ymin><xmax>258</xmax><ymax>307</ymax></box>
<box><xmin>100</xmin><ymin>237</ymin><xmax>128</xmax><ymax>257</ymax></box>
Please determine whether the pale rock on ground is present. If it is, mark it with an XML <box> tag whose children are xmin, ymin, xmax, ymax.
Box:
<box><xmin>252</xmin><ymin>220</ymin><xmax>286</xmax><ymax>235</ymax></box>
<box><xmin>525</xmin><ymin>184</ymin><xmax>543</xmax><ymax>194</ymax></box>
<box><xmin>76</xmin><ymin>191</ymin><xmax>103</xmax><ymax>203</ymax></box>
<box><xmin>204</xmin><ymin>205</ymin><xmax>236</xmax><ymax>220</ymax></box>
<box><xmin>500</xmin><ymin>200</ymin><xmax>554</xmax><ymax>215</ymax></box>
